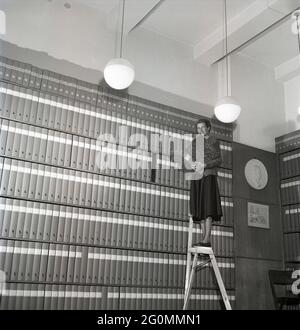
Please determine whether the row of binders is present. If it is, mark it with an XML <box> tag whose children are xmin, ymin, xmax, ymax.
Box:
<box><xmin>0</xmin><ymin>198</ymin><xmax>234</xmax><ymax>255</ymax></box>
<box><xmin>280</xmin><ymin>177</ymin><xmax>300</xmax><ymax>205</ymax></box>
<box><xmin>282</xmin><ymin>205</ymin><xmax>300</xmax><ymax>232</ymax></box>
<box><xmin>0</xmin><ymin>64</ymin><xmax>219</xmax><ymax>137</ymax></box>
<box><xmin>284</xmin><ymin>233</ymin><xmax>300</xmax><ymax>262</ymax></box>
<box><xmin>0</xmin><ymin>157</ymin><xmax>233</xmax><ymax>220</ymax></box>
<box><xmin>0</xmin><ymin>118</ymin><xmax>233</xmax><ymax>191</ymax></box>
<box><xmin>0</xmin><ymin>239</ymin><xmax>235</xmax><ymax>288</ymax></box>
<box><xmin>279</xmin><ymin>150</ymin><xmax>300</xmax><ymax>179</ymax></box>
<box><xmin>118</xmin><ymin>288</ymin><xmax>236</xmax><ymax>311</ymax></box>
<box><xmin>0</xmin><ymin>82</ymin><xmax>233</xmax><ymax>167</ymax></box>
<box><xmin>0</xmin><ymin>82</ymin><xmax>196</xmax><ymax>149</ymax></box>
<box><xmin>0</xmin><ymin>283</ymin><xmax>235</xmax><ymax>310</ymax></box>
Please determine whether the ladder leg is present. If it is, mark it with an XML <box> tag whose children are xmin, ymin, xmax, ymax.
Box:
<box><xmin>183</xmin><ymin>253</ymin><xmax>198</xmax><ymax>310</ymax></box>
<box><xmin>209</xmin><ymin>253</ymin><xmax>232</xmax><ymax>310</ymax></box>
<box><xmin>184</xmin><ymin>252</ymin><xmax>192</xmax><ymax>293</ymax></box>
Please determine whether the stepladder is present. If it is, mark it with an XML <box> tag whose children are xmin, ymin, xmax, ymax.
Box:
<box><xmin>183</xmin><ymin>215</ymin><xmax>232</xmax><ymax>310</ymax></box>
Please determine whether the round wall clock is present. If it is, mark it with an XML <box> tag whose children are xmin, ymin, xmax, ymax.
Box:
<box><xmin>244</xmin><ymin>159</ymin><xmax>268</xmax><ymax>190</ymax></box>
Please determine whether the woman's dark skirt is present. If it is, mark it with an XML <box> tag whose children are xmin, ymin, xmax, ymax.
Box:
<box><xmin>189</xmin><ymin>174</ymin><xmax>223</xmax><ymax>223</ymax></box>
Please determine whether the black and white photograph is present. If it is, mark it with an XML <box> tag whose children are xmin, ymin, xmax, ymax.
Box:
<box><xmin>0</xmin><ymin>0</ymin><xmax>299</xmax><ymax>317</ymax></box>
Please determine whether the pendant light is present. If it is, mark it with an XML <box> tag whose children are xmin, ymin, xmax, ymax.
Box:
<box><xmin>104</xmin><ymin>0</ymin><xmax>135</xmax><ymax>90</ymax></box>
<box><xmin>214</xmin><ymin>0</ymin><xmax>241</xmax><ymax>123</ymax></box>
<box><xmin>292</xmin><ymin>10</ymin><xmax>300</xmax><ymax>115</ymax></box>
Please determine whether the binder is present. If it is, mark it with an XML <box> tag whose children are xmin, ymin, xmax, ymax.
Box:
<box><xmin>49</xmin><ymin>204</ymin><xmax>59</xmax><ymax>242</ymax></box>
<box><xmin>85</xmin><ymin>173</ymin><xmax>93</xmax><ymax>207</ymax></box>
<box><xmin>105</xmin><ymin>212</ymin><xmax>113</xmax><ymax>246</ymax></box>
<box><xmin>56</xmin><ymin>132</ymin><xmax>66</xmax><ymax>167</ymax></box>
<box><xmin>102</xmin><ymin>175</ymin><xmax>109</xmax><ymax>210</ymax></box>
<box><xmin>12</xmin><ymin>122</ymin><xmax>22</xmax><ymax>158</ymax></box>
<box><xmin>79</xmin><ymin>172</ymin><xmax>87</xmax><ymax>206</ymax></box>
<box><xmin>82</xmin><ymin>208</ymin><xmax>90</xmax><ymax>244</ymax></box>
<box><xmin>88</xmin><ymin>139</ymin><xmax>96</xmax><ymax>173</ymax></box>
<box><xmin>137</xmin><ymin>250</ymin><xmax>143</xmax><ymax>286</ymax></box>
<box><xmin>98</xmin><ymin>210</ymin><xmax>106</xmax><ymax>245</ymax></box>
<box><xmin>93</xmin><ymin>210</ymin><xmax>101</xmax><ymax>246</ymax></box>
<box><xmin>9</xmin><ymin>84</ymin><xmax>19</xmax><ymax>120</ymax></box>
<box><xmin>10</xmin><ymin>240</ymin><xmax>22</xmax><ymax>281</ymax></box>
<box><xmin>132</xmin><ymin>215</ymin><xmax>139</xmax><ymax>249</ymax></box>
<box><xmin>76</xmin><ymin>135</ymin><xmax>84</xmax><ymax>170</ymax></box>
<box><xmin>122</xmin><ymin>249</ymin><xmax>130</xmax><ymax>286</ymax></box>
<box><xmin>38</xmin><ymin>240</ymin><xmax>49</xmax><ymax>284</ymax></box>
<box><xmin>16</xmin><ymin>241</ymin><xmax>27</xmax><ymax>282</ymax></box>
<box><xmin>3</xmin><ymin>83</ymin><xmax>12</xmax><ymax>119</ymax></box>
<box><xmin>82</xmin><ymin>137</ymin><xmax>90</xmax><ymax>171</ymax></box>
<box><xmin>23</xmin><ymin>241</ymin><xmax>34</xmax><ymax>282</ymax></box>
<box><xmin>116</xmin><ymin>215</ymin><xmax>123</xmax><ymax>248</ymax></box>
<box><xmin>24</xmin><ymin>124</ymin><xmax>34</xmax><ymax>161</ymax></box>
<box><xmin>110</xmin><ymin>213</ymin><xmax>121</xmax><ymax>247</ymax></box>
<box><xmin>71</xmin><ymin>135</ymin><xmax>79</xmax><ymax>168</ymax></box>
<box><xmin>4</xmin><ymin>121</ymin><xmax>15</xmax><ymax>157</ymax></box>
<box><xmin>54</xmin><ymin>167</ymin><xmax>63</xmax><ymax>203</ymax></box>
<box><xmin>77</xmin><ymin>103</ymin><xmax>86</xmax><ymax>136</ymax></box>
<box><xmin>109</xmin><ymin>248</ymin><xmax>117</xmax><ymax>285</ymax></box>
<box><xmin>73</xmin><ymin>170</ymin><xmax>81</xmax><ymax>206</ymax></box>
<box><xmin>91</xmin><ymin>173</ymin><xmax>98</xmax><ymax>208</ymax></box>
<box><xmin>8</xmin><ymin>199</ymin><xmax>19</xmax><ymax>238</ymax></box>
<box><xmin>41</xmin><ymin>203</ymin><xmax>51</xmax><ymax>242</ymax></box>
<box><xmin>5</xmin><ymin>158</ymin><xmax>16</xmax><ymax>197</ymax></box>
<box><xmin>61</xmin><ymin>206</ymin><xmax>71</xmax><ymax>243</ymax></box>
<box><xmin>96</xmin><ymin>174</ymin><xmax>103</xmax><ymax>209</ymax></box>
<box><xmin>98</xmin><ymin>247</ymin><xmax>105</xmax><ymax>284</ymax></box>
<box><xmin>88</xmin><ymin>209</ymin><xmax>96</xmax><ymax>245</ymax></box>
<box><xmin>103</xmin><ymin>248</ymin><xmax>111</xmax><ymax>285</ymax></box>
<box><xmin>17</xmin><ymin>124</ymin><xmax>31</xmax><ymax>159</ymax></box>
<box><xmin>107</xmin><ymin>176</ymin><xmax>115</xmax><ymax>210</ymax></box>
<box><xmin>52</xmin><ymin>244</ymin><xmax>63</xmax><ymax>283</ymax></box>
<box><xmin>124</xmin><ymin>180</ymin><xmax>131</xmax><ymax>213</ymax></box>
<box><xmin>113</xmin><ymin>179</ymin><xmax>120</xmax><ymax>212</ymax></box>
<box><xmin>91</xmin><ymin>247</ymin><xmax>99</xmax><ymax>284</ymax></box>
<box><xmin>39</xmin><ymin>164</ymin><xmax>49</xmax><ymax>201</ymax></box>
<box><xmin>137</xmin><ymin>215</ymin><xmax>144</xmax><ymax>249</ymax></box>
<box><xmin>64</xmin><ymin>245</ymin><xmax>75</xmax><ymax>284</ymax></box>
<box><xmin>67</xmin><ymin>169</ymin><xmax>75</xmax><ymax>205</ymax></box>
<box><xmin>60</xmin><ymin>168</ymin><xmax>68</xmax><ymax>204</ymax></box>
<box><xmin>86</xmin><ymin>247</ymin><xmax>94</xmax><ymax>285</ymax></box>
<box><xmin>0</xmin><ymin>120</ymin><xmax>8</xmax><ymax>156</ymax></box>
<box><xmin>31</xmin><ymin>242</ymin><xmax>42</xmax><ymax>282</ymax></box>
<box><xmin>56</xmin><ymin>205</ymin><xmax>66</xmax><ymax>242</ymax></box>
<box><xmin>76</xmin><ymin>207</ymin><xmax>84</xmax><ymax>244</ymax></box>
<box><xmin>67</xmin><ymin>208</ymin><xmax>77</xmax><ymax>244</ymax></box>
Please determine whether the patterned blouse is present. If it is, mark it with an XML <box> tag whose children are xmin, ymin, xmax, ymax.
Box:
<box><xmin>192</xmin><ymin>134</ymin><xmax>222</xmax><ymax>177</ymax></box>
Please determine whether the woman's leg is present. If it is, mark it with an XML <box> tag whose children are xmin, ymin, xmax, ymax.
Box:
<box><xmin>203</xmin><ymin>216</ymin><xmax>212</xmax><ymax>243</ymax></box>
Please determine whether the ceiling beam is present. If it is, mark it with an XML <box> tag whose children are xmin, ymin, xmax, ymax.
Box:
<box><xmin>193</xmin><ymin>0</ymin><xmax>300</xmax><ymax>66</ymax></box>
<box><xmin>106</xmin><ymin>0</ymin><xmax>162</xmax><ymax>35</ymax></box>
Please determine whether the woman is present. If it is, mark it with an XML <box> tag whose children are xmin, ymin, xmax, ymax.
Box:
<box><xmin>189</xmin><ymin>118</ymin><xmax>223</xmax><ymax>247</ymax></box>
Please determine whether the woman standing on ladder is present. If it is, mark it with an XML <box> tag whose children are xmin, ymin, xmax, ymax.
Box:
<box><xmin>189</xmin><ymin>118</ymin><xmax>223</xmax><ymax>247</ymax></box>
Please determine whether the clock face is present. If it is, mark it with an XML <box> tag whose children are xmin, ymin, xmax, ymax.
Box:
<box><xmin>244</xmin><ymin>159</ymin><xmax>268</xmax><ymax>190</ymax></box>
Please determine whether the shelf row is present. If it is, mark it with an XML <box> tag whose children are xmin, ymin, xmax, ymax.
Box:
<box><xmin>0</xmin><ymin>283</ymin><xmax>235</xmax><ymax>310</ymax></box>
<box><xmin>0</xmin><ymin>197</ymin><xmax>234</xmax><ymax>255</ymax></box>
<box><xmin>0</xmin><ymin>118</ymin><xmax>233</xmax><ymax>190</ymax></box>
<box><xmin>0</xmin><ymin>239</ymin><xmax>235</xmax><ymax>289</ymax></box>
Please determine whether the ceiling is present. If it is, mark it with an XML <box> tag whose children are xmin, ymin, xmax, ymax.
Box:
<box><xmin>71</xmin><ymin>0</ymin><xmax>300</xmax><ymax>70</ymax></box>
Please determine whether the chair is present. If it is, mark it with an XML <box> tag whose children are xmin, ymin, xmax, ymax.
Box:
<box><xmin>268</xmin><ymin>269</ymin><xmax>300</xmax><ymax>310</ymax></box>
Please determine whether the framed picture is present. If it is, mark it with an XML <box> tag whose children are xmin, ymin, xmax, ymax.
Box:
<box><xmin>247</xmin><ymin>202</ymin><xmax>270</xmax><ymax>229</ymax></box>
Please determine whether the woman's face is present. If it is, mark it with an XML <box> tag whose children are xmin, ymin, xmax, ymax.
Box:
<box><xmin>197</xmin><ymin>123</ymin><xmax>209</xmax><ymax>136</ymax></box>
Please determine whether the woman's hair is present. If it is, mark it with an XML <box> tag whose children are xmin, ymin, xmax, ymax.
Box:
<box><xmin>196</xmin><ymin>118</ymin><xmax>211</xmax><ymax>132</ymax></box>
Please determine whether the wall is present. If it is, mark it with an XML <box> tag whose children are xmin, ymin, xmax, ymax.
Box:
<box><xmin>233</xmin><ymin>141</ymin><xmax>283</xmax><ymax>310</ymax></box>
<box><xmin>231</xmin><ymin>53</ymin><xmax>286</xmax><ymax>153</ymax></box>
<box><xmin>283</xmin><ymin>75</ymin><xmax>300</xmax><ymax>133</ymax></box>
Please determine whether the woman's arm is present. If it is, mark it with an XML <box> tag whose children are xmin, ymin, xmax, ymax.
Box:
<box><xmin>204</xmin><ymin>139</ymin><xmax>222</xmax><ymax>169</ymax></box>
